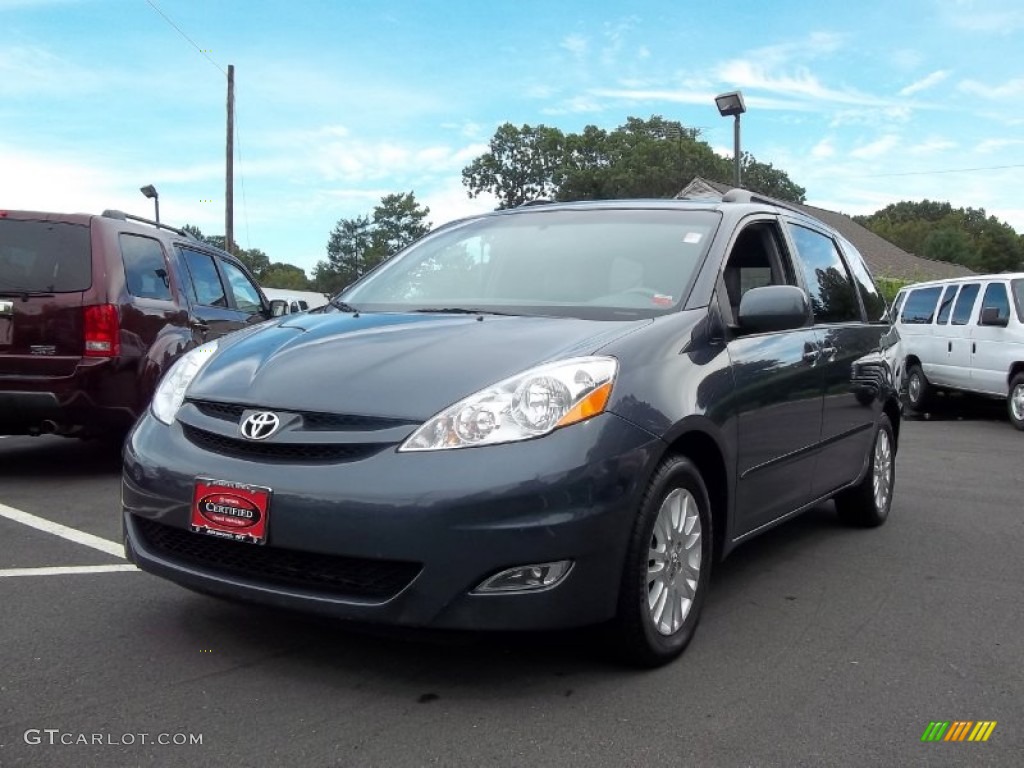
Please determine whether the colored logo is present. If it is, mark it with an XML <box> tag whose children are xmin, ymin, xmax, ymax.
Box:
<box><xmin>921</xmin><ymin>721</ymin><xmax>997</xmax><ymax>742</ymax></box>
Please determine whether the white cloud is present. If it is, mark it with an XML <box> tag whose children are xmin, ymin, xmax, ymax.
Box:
<box><xmin>941</xmin><ymin>1</ymin><xmax>1024</xmax><ymax>33</ymax></box>
<box><xmin>560</xmin><ymin>34</ymin><xmax>587</xmax><ymax>57</ymax></box>
<box><xmin>909</xmin><ymin>138</ymin><xmax>958</xmax><ymax>154</ymax></box>
<box><xmin>959</xmin><ymin>77</ymin><xmax>1024</xmax><ymax>99</ymax></box>
<box><xmin>975</xmin><ymin>138</ymin><xmax>1024</xmax><ymax>153</ymax></box>
<box><xmin>811</xmin><ymin>139</ymin><xmax>835</xmax><ymax>159</ymax></box>
<box><xmin>717</xmin><ymin>59</ymin><xmax>894</xmax><ymax>107</ymax></box>
<box><xmin>638</xmin><ymin>46</ymin><xmax>650</xmax><ymax>60</ymax></box>
<box><xmin>850</xmin><ymin>135</ymin><xmax>900</xmax><ymax>159</ymax></box>
<box><xmin>899</xmin><ymin>70</ymin><xmax>951</xmax><ymax>96</ymax></box>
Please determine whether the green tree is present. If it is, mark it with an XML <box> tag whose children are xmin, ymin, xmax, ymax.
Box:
<box><xmin>313</xmin><ymin>192</ymin><xmax>432</xmax><ymax>294</ymax></box>
<box><xmin>462</xmin><ymin>123</ymin><xmax>565</xmax><ymax>209</ymax></box>
<box><xmin>261</xmin><ymin>262</ymin><xmax>310</xmax><ymax>290</ymax></box>
<box><xmin>858</xmin><ymin>200</ymin><xmax>1022</xmax><ymax>273</ymax></box>
<box><xmin>462</xmin><ymin>115</ymin><xmax>806</xmax><ymax>207</ymax></box>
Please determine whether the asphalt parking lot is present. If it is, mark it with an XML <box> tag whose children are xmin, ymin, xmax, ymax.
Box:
<box><xmin>1</xmin><ymin>400</ymin><xmax>1022</xmax><ymax>767</ymax></box>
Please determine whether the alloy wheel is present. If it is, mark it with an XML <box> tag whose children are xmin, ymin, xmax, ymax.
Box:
<box><xmin>647</xmin><ymin>488</ymin><xmax>702</xmax><ymax>636</ymax></box>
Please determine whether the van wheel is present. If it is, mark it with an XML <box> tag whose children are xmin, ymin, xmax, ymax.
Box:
<box><xmin>1007</xmin><ymin>374</ymin><xmax>1024</xmax><ymax>431</ymax></box>
<box><xmin>611</xmin><ymin>456</ymin><xmax>713</xmax><ymax>667</ymax></box>
<box><xmin>905</xmin><ymin>364</ymin><xmax>931</xmax><ymax>412</ymax></box>
<box><xmin>836</xmin><ymin>414</ymin><xmax>895</xmax><ymax>528</ymax></box>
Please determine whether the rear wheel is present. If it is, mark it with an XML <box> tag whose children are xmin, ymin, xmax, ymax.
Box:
<box><xmin>1007</xmin><ymin>373</ymin><xmax>1024</xmax><ymax>431</ymax></box>
<box><xmin>905</xmin><ymin>364</ymin><xmax>931</xmax><ymax>413</ymax></box>
<box><xmin>611</xmin><ymin>455</ymin><xmax>712</xmax><ymax>667</ymax></box>
<box><xmin>835</xmin><ymin>414</ymin><xmax>895</xmax><ymax>528</ymax></box>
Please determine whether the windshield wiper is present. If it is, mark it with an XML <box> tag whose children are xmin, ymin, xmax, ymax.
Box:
<box><xmin>327</xmin><ymin>297</ymin><xmax>360</xmax><ymax>314</ymax></box>
<box><xmin>411</xmin><ymin>307</ymin><xmax>515</xmax><ymax>316</ymax></box>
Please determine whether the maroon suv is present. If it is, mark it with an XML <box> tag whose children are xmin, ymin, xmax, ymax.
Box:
<box><xmin>0</xmin><ymin>209</ymin><xmax>285</xmax><ymax>439</ymax></box>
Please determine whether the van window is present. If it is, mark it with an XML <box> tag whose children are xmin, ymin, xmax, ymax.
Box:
<box><xmin>0</xmin><ymin>220</ymin><xmax>91</xmax><ymax>293</ymax></box>
<box><xmin>951</xmin><ymin>283</ymin><xmax>980</xmax><ymax>325</ymax></box>
<box><xmin>980</xmin><ymin>282</ymin><xmax>1011</xmax><ymax>324</ymax></box>
<box><xmin>935</xmin><ymin>285</ymin><xmax>958</xmax><ymax>325</ymax></box>
<box><xmin>787</xmin><ymin>224</ymin><xmax>861</xmax><ymax>323</ymax></box>
<box><xmin>120</xmin><ymin>235</ymin><xmax>172</xmax><ymax>300</ymax></box>
<box><xmin>1012</xmin><ymin>279</ymin><xmax>1024</xmax><ymax>322</ymax></box>
<box><xmin>900</xmin><ymin>286</ymin><xmax>942</xmax><ymax>324</ymax></box>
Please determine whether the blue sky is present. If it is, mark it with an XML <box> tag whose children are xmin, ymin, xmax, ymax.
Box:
<box><xmin>2</xmin><ymin>0</ymin><xmax>1023</xmax><ymax>275</ymax></box>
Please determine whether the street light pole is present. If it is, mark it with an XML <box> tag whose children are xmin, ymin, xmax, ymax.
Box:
<box><xmin>733</xmin><ymin>113</ymin><xmax>741</xmax><ymax>188</ymax></box>
<box><xmin>714</xmin><ymin>91</ymin><xmax>747</xmax><ymax>189</ymax></box>
<box><xmin>140</xmin><ymin>184</ymin><xmax>160</xmax><ymax>224</ymax></box>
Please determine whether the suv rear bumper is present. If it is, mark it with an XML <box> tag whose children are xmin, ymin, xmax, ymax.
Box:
<box><xmin>0</xmin><ymin>386</ymin><xmax>137</xmax><ymax>436</ymax></box>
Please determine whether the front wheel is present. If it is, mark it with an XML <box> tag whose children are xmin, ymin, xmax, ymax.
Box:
<box><xmin>1007</xmin><ymin>373</ymin><xmax>1024</xmax><ymax>431</ymax></box>
<box><xmin>611</xmin><ymin>455</ymin><xmax>713</xmax><ymax>667</ymax></box>
<box><xmin>835</xmin><ymin>414</ymin><xmax>895</xmax><ymax>527</ymax></box>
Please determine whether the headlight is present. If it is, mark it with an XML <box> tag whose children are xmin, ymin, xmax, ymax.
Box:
<box><xmin>151</xmin><ymin>341</ymin><xmax>219</xmax><ymax>425</ymax></box>
<box><xmin>400</xmin><ymin>356</ymin><xmax>617</xmax><ymax>451</ymax></box>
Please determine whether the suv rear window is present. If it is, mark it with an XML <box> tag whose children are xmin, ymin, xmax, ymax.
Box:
<box><xmin>0</xmin><ymin>219</ymin><xmax>91</xmax><ymax>293</ymax></box>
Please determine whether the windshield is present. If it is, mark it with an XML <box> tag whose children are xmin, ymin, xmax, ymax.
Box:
<box><xmin>0</xmin><ymin>219</ymin><xmax>92</xmax><ymax>293</ymax></box>
<box><xmin>340</xmin><ymin>208</ymin><xmax>719</xmax><ymax>319</ymax></box>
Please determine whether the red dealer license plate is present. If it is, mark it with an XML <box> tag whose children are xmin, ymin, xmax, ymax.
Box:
<box><xmin>191</xmin><ymin>479</ymin><xmax>271</xmax><ymax>545</ymax></box>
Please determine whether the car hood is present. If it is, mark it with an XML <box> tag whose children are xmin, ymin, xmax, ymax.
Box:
<box><xmin>187</xmin><ymin>312</ymin><xmax>649</xmax><ymax>420</ymax></box>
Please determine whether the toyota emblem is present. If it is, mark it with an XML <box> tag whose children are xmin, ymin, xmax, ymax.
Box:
<box><xmin>240</xmin><ymin>411</ymin><xmax>281</xmax><ymax>440</ymax></box>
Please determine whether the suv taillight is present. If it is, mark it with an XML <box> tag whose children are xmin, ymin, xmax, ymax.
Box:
<box><xmin>83</xmin><ymin>304</ymin><xmax>120</xmax><ymax>357</ymax></box>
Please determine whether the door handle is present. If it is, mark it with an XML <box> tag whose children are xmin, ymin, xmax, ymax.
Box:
<box><xmin>948</xmin><ymin>341</ymin><xmax>952</xmax><ymax>353</ymax></box>
<box><xmin>972</xmin><ymin>342</ymin><xmax>976</xmax><ymax>354</ymax></box>
<box><xmin>802</xmin><ymin>345</ymin><xmax>819</xmax><ymax>364</ymax></box>
<box><xmin>190</xmin><ymin>320</ymin><xmax>209</xmax><ymax>333</ymax></box>
<box><xmin>820</xmin><ymin>345</ymin><xmax>836</xmax><ymax>359</ymax></box>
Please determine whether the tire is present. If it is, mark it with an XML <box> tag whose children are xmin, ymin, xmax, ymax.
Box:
<box><xmin>835</xmin><ymin>414</ymin><xmax>895</xmax><ymax>528</ymax></box>
<box><xmin>1007</xmin><ymin>373</ymin><xmax>1024</xmax><ymax>431</ymax></box>
<box><xmin>905</xmin><ymin>364</ymin><xmax>931</xmax><ymax>413</ymax></box>
<box><xmin>611</xmin><ymin>455</ymin><xmax>713</xmax><ymax>667</ymax></box>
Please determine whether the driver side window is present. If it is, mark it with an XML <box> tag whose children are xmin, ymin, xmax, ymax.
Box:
<box><xmin>720</xmin><ymin>223</ymin><xmax>795</xmax><ymax>322</ymax></box>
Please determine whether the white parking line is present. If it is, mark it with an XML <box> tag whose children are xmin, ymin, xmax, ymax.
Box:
<box><xmin>0</xmin><ymin>564</ymin><xmax>138</xmax><ymax>578</ymax></box>
<box><xmin>0</xmin><ymin>502</ymin><xmax>125</xmax><ymax>559</ymax></box>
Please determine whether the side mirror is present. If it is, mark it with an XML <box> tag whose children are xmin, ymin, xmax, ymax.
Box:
<box><xmin>737</xmin><ymin>285</ymin><xmax>810</xmax><ymax>333</ymax></box>
<box><xmin>269</xmin><ymin>299</ymin><xmax>288</xmax><ymax>318</ymax></box>
<box><xmin>980</xmin><ymin>306</ymin><xmax>1008</xmax><ymax>327</ymax></box>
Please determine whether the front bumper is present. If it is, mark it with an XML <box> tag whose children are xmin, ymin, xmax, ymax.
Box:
<box><xmin>122</xmin><ymin>411</ymin><xmax>663</xmax><ymax>630</ymax></box>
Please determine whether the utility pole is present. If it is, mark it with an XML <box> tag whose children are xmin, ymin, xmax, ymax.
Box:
<box><xmin>225</xmin><ymin>64</ymin><xmax>234</xmax><ymax>255</ymax></box>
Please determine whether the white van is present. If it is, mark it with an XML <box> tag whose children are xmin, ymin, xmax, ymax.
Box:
<box><xmin>891</xmin><ymin>273</ymin><xmax>1024</xmax><ymax>428</ymax></box>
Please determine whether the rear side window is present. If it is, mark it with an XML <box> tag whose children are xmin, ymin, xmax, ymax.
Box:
<box><xmin>951</xmin><ymin>283</ymin><xmax>980</xmax><ymax>325</ymax></box>
<box><xmin>0</xmin><ymin>219</ymin><xmax>91</xmax><ymax>292</ymax></box>
<box><xmin>787</xmin><ymin>224</ymin><xmax>861</xmax><ymax>323</ymax></box>
<box><xmin>180</xmin><ymin>249</ymin><xmax>228</xmax><ymax>307</ymax></box>
<box><xmin>936</xmin><ymin>285</ymin><xmax>958</xmax><ymax>325</ymax></box>
<box><xmin>120</xmin><ymin>235</ymin><xmax>172</xmax><ymax>300</ymax></box>
<box><xmin>900</xmin><ymin>287</ymin><xmax>942</xmax><ymax>324</ymax></box>
<box><xmin>839</xmin><ymin>237</ymin><xmax>886</xmax><ymax>321</ymax></box>
<box><xmin>980</xmin><ymin>282</ymin><xmax>1011</xmax><ymax>323</ymax></box>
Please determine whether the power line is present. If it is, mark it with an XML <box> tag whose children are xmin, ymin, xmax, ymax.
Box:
<box><xmin>858</xmin><ymin>162</ymin><xmax>1024</xmax><ymax>178</ymax></box>
<box><xmin>145</xmin><ymin>0</ymin><xmax>225</xmax><ymax>75</ymax></box>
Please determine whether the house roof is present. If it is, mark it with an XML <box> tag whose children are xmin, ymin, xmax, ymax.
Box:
<box><xmin>676</xmin><ymin>177</ymin><xmax>976</xmax><ymax>282</ymax></box>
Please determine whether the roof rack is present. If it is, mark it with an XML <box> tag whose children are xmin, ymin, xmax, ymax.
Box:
<box><xmin>517</xmin><ymin>199</ymin><xmax>556</xmax><ymax>207</ymax></box>
<box><xmin>101</xmin><ymin>210</ymin><xmax>199</xmax><ymax>240</ymax></box>
<box><xmin>720</xmin><ymin>188</ymin><xmax>806</xmax><ymax>217</ymax></box>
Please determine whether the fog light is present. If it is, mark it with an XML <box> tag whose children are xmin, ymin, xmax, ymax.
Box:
<box><xmin>473</xmin><ymin>560</ymin><xmax>573</xmax><ymax>593</ymax></box>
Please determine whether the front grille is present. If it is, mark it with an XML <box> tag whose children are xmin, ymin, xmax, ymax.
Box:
<box><xmin>181</xmin><ymin>424</ymin><xmax>385</xmax><ymax>463</ymax></box>
<box><xmin>133</xmin><ymin>517</ymin><xmax>421</xmax><ymax>600</ymax></box>
<box><xmin>188</xmin><ymin>400</ymin><xmax>416</xmax><ymax>432</ymax></box>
